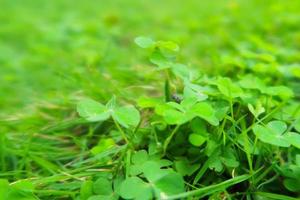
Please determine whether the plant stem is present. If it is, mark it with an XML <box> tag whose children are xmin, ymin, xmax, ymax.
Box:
<box><xmin>163</xmin><ymin>125</ymin><xmax>180</xmax><ymax>155</ymax></box>
<box><xmin>0</xmin><ymin>133</ymin><xmax>5</xmax><ymax>172</ymax></box>
<box><xmin>125</xmin><ymin>150</ymin><xmax>131</xmax><ymax>178</ymax></box>
<box><xmin>113</xmin><ymin>118</ymin><xmax>130</xmax><ymax>145</ymax></box>
<box><xmin>241</xmin><ymin>119</ymin><xmax>254</xmax><ymax>178</ymax></box>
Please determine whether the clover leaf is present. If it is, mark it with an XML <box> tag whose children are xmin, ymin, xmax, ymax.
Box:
<box><xmin>264</xmin><ymin>86</ymin><xmax>294</xmax><ymax>100</ymax></box>
<box><xmin>129</xmin><ymin>150</ymin><xmax>172</xmax><ymax>176</ymax></box>
<box><xmin>134</xmin><ymin>36</ymin><xmax>155</xmax><ymax>49</ymax></box>
<box><xmin>93</xmin><ymin>177</ymin><xmax>113</xmax><ymax>195</ymax></box>
<box><xmin>155</xmin><ymin>99</ymin><xmax>219</xmax><ymax>126</ymax></box>
<box><xmin>77</xmin><ymin>98</ymin><xmax>110</xmax><ymax>122</ymax></box>
<box><xmin>189</xmin><ymin>133</ymin><xmax>207</xmax><ymax>147</ymax></box>
<box><xmin>239</xmin><ymin>74</ymin><xmax>266</xmax><ymax>92</ymax></box>
<box><xmin>248</xmin><ymin>102</ymin><xmax>265</xmax><ymax>118</ymax></box>
<box><xmin>174</xmin><ymin>158</ymin><xmax>199</xmax><ymax>176</ymax></box>
<box><xmin>120</xmin><ymin>177</ymin><xmax>152</xmax><ymax>200</ymax></box>
<box><xmin>190</xmin><ymin>102</ymin><xmax>219</xmax><ymax>126</ymax></box>
<box><xmin>80</xmin><ymin>180</ymin><xmax>93</xmax><ymax>200</ymax></box>
<box><xmin>153</xmin><ymin>170</ymin><xmax>184</xmax><ymax>198</ymax></box>
<box><xmin>285</xmin><ymin>132</ymin><xmax>300</xmax><ymax>149</ymax></box>
<box><xmin>113</xmin><ymin>106</ymin><xmax>140</xmax><ymax>128</ymax></box>
<box><xmin>217</xmin><ymin>77</ymin><xmax>243</xmax><ymax>99</ymax></box>
<box><xmin>155</xmin><ymin>103</ymin><xmax>192</xmax><ymax>125</ymax></box>
<box><xmin>121</xmin><ymin>151</ymin><xmax>184</xmax><ymax>199</ymax></box>
<box><xmin>278</xmin><ymin>157</ymin><xmax>300</xmax><ymax>192</ymax></box>
<box><xmin>284</xmin><ymin>178</ymin><xmax>300</xmax><ymax>192</ymax></box>
<box><xmin>253</xmin><ymin>121</ymin><xmax>290</xmax><ymax>147</ymax></box>
<box><xmin>208</xmin><ymin>147</ymin><xmax>239</xmax><ymax>172</ymax></box>
<box><xmin>181</xmin><ymin>82</ymin><xmax>208</xmax><ymax>107</ymax></box>
<box><xmin>77</xmin><ymin>97</ymin><xmax>140</xmax><ymax>128</ymax></box>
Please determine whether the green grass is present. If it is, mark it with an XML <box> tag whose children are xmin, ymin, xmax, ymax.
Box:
<box><xmin>1</xmin><ymin>0</ymin><xmax>300</xmax><ymax>199</ymax></box>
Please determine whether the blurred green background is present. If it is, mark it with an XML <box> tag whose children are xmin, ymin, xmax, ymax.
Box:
<box><xmin>1</xmin><ymin>0</ymin><xmax>300</xmax><ymax>119</ymax></box>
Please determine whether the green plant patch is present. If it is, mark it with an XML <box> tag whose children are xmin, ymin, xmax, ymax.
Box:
<box><xmin>1</xmin><ymin>1</ymin><xmax>300</xmax><ymax>199</ymax></box>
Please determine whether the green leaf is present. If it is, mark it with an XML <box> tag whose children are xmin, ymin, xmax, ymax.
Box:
<box><xmin>77</xmin><ymin>98</ymin><xmax>110</xmax><ymax>122</ymax></box>
<box><xmin>154</xmin><ymin>171</ymin><xmax>185</xmax><ymax>198</ymax></box>
<box><xmin>11</xmin><ymin>180</ymin><xmax>34</xmax><ymax>191</ymax></box>
<box><xmin>174</xmin><ymin>158</ymin><xmax>199</xmax><ymax>176</ymax></box>
<box><xmin>106</xmin><ymin>96</ymin><xmax>117</xmax><ymax>110</ymax></box>
<box><xmin>130</xmin><ymin>152</ymin><xmax>172</xmax><ymax>176</ymax></box>
<box><xmin>264</xmin><ymin>86</ymin><xmax>294</xmax><ymax>100</ymax></box>
<box><xmin>113</xmin><ymin>105</ymin><xmax>140</xmax><ymax>128</ymax></box>
<box><xmin>183</xmin><ymin>83</ymin><xmax>208</xmax><ymax>105</ymax></box>
<box><xmin>205</xmin><ymin>139</ymin><xmax>219</xmax><ymax>156</ymax></box>
<box><xmin>189</xmin><ymin>133</ymin><xmax>207</xmax><ymax>147</ymax></box>
<box><xmin>167</xmin><ymin>102</ymin><xmax>185</xmax><ymax>112</ymax></box>
<box><xmin>284</xmin><ymin>178</ymin><xmax>300</xmax><ymax>192</ymax></box>
<box><xmin>171</xmin><ymin>63</ymin><xmax>190</xmax><ymax>80</ymax></box>
<box><xmin>253</xmin><ymin>121</ymin><xmax>290</xmax><ymax>147</ymax></box>
<box><xmin>134</xmin><ymin>36</ymin><xmax>155</xmax><ymax>48</ymax></box>
<box><xmin>191</xmin><ymin>118</ymin><xmax>207</xmax><ymax>134</ymax></box>
<box><xmin>7</xmin><ymin>180</ymin><xmax>37</xmax><ymax>200</ymax></box>
<box><xmin>80</xmin><ymin>180</ymin><xmax>93</xmax><ymax>200</ymax></box>
<box><xmin>78</xmin><ymin>97</ymin><xmax>141</xmax><ymax>128</ymax></box>
<box><xmin>217</xmin><ymin>77</ymin><xmax>243</xmax><ymax>98</ymax></box>
<box><xmin>137</xmin><ymin>97</ymin><xmax>162</xmax><ymax>108</ymax></box>
<box><xmin>157</xmin><ymin>41</ymin><xmax>180</xmax><ymax>52</ymax></box>
<box><xmin>190</xmin><ymin>102</ymin><xmax>219</xmax><ymax>126</ymax></box>
<box><xmin>129</xmin><ymin>165</ymin><xmax>143</xmax><ymax>176</ymax></box>
<box><xmin>149</xmin><ymin>50</ymin><xmax>171</xmax><ymax>69</ymax></box>
<box><xmin>221</xmin><ymin>148</ymin><xmax>239</xmax><ymax>168</ymax></box>
<box><xmin>239</xmin><ymin>74</ymin><xmax>266</xmax><ymax>92</ymax></box>
<box><xmin>91</xmin><ymin>138</ymin><xmax>115</xmax><ymax>155</ymax></box>
<box><xmin>140</xmin><ymin>161</ymin><xmax>185</xmax><ymax>197</ymax></box>
<box><xmin>156</xmin><ymin>40</ymin><xmax>180</xmax><ymax>58</ymax></box>
<box><xmin>268</xmin><ymin>121</ymin><xmax>287</xmax><ymax>134</ymax></box>
<box><xmin>119</xmin><ymin>177</ymin><xmax>152</xmax><ymax>200</ymax></box>
<box><xmin>248</xmin><ymin>103</ymin><xmax>265</xmax><ymax>118</ymax></box>
<box><xmin>156</xmin><ymin>103</ymin><xmax>191</xmax><ymax>125</ymax></box>
<box><xmin>285</xmin><ymin>132</ymin><xmax>300</xmax><ymax>149</ymax></box>
<box><xmin>132</xmin><ymin>150</ymin><xmax>148</xmax><ymax>164</ymax></box>
<box><xmin>208</xmin><ymin>156</ymin><xmax>223</xmax><ymax>172</ymax></box>
<box><xmin>0</xmin><ymin>179</ymin><xmax>9</xmax><ymax>200</ymax></box>
<box><xmin>142</xmin><ymin>161</ymin><xmax>169</xmax><ymax>183</ymax></box>
<box><xmin>221</xmin><ymin>157</ymin><xmax>239</xmax><ymax>168</ymax></box>
<box><xmin>93</xmin><ymin>177</ymin><xmax>113</xmax><ymax>195</ymax></box>
<box><xmin>214</xmin><ymin>101</ymin><xmax>229</xmax><ymax>121</ymax></box>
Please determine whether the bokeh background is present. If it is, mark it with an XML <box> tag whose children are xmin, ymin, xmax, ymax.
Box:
<box><xmin>1</xmin><ymin>0</ymin><xmax>300</xmax><ymax>120</ymax></box>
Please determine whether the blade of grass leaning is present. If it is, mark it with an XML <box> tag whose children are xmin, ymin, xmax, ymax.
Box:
<box><xmin>254</xmin><ymin>192</ymin><xmax>300</xmax><ymax>200</ymax></box>
<box><xmin>166</xmin><ymin>174</ymin><xmax>251</xmax><ymax>200</ymax></box>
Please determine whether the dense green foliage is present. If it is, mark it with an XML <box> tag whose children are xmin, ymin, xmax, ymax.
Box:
<box><xmin>1</xmin><ymin>0</ymin><xmax>300</xmax><ymax>199</ymax></box>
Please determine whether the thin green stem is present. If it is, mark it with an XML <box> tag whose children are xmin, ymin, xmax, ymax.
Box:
<box><xmin>253</xmin><ymin>165</ymin><xmax>273</xmax><ymax>185</ymax></box>
<box><xmin>113</xmin><ymin>118</ymin><xmax>130</xmax><ymax>145</ymax></box>
<box><xmin>230</xmin><ymin>99</ymin><xmax>234</xmax><ymax>119</ymax></box>
<box><xmin>164</xmin><ymin>69</ymin><xmax>171</xmax><ymax>102</ymax></box>
<box><xmin>163</xmin><ymin>125</ymin><xmax>180</xmax><ymax>155</ymax></box>
<box><xmin>125</xmin><ymin>150</ymin><xmax>131</xmax><ymax>178</ymax></box>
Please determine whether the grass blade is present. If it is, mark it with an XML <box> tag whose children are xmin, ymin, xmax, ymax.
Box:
<box><xmin>166</xmin><ymin>174</ymin><xmax>251</xmax><ymax>200</ymax></box>
<box><xmin>254</xmin><ymin>192</ymin><xmax>300</xmax><ymax>200</ymax></box>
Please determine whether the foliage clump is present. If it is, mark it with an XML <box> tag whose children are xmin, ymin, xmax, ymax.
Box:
<box><xmin>74</xmin><ymin>38</ymin><xmax>300</xmax><ymax>199</ymax></box>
